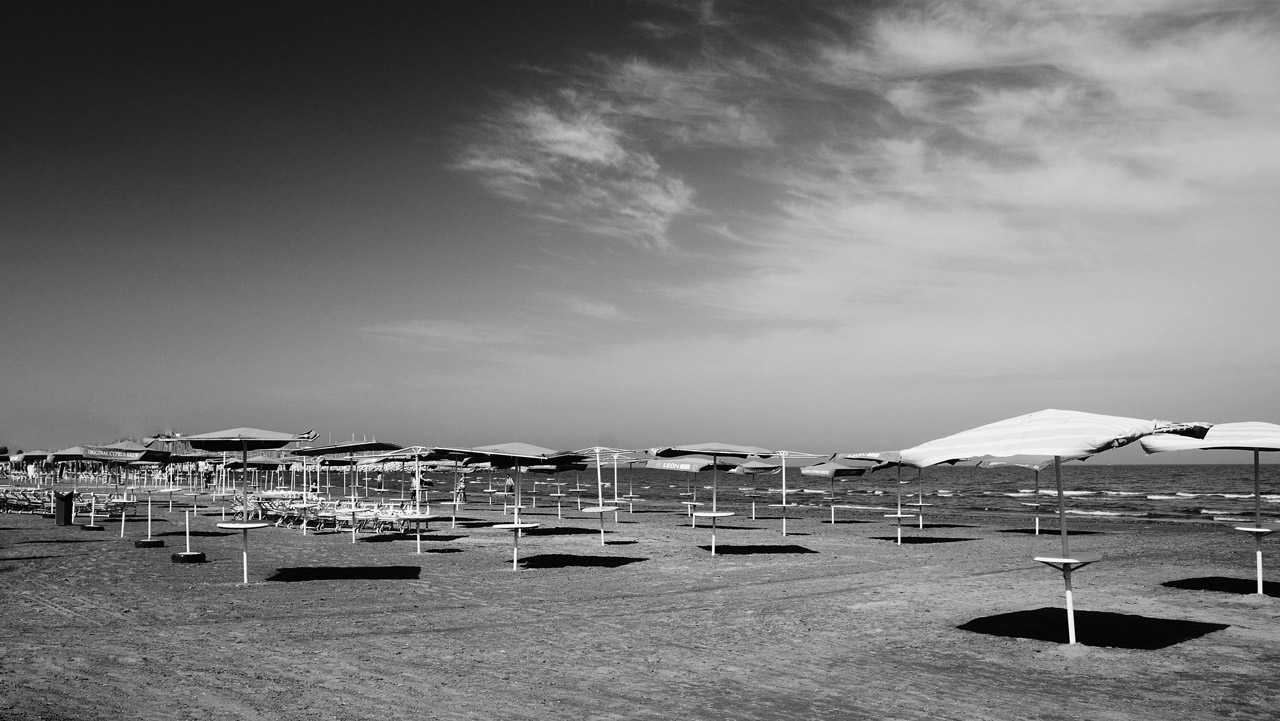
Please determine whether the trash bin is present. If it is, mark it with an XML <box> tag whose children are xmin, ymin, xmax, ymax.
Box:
<box><xmin>54</xmin><ymin>492</ymin><xmax>75</xmax><ymax>526</ymax></box>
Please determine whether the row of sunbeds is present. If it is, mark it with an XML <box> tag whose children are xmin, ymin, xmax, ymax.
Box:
<box><xmin>233</xmin><ymin>496</ymin><xmax>432</xmax><ymax>535</ymax></box>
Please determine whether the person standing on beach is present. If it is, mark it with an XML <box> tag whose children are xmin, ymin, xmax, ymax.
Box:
<box><xmin>503</xmin><ymin>475</ymin><xmax>514</xmax><ymax>494</ymax></box>
<box><xmin>453</xmin><ymin>478</ymin><xmax>467</xmax><ymax>503</ymax></box>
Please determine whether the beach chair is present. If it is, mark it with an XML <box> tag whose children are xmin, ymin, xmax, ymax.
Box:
<box><xmin>263</xmin><ymin>500</ymin><xmax>292</xmax><ymax>527</ymax></box>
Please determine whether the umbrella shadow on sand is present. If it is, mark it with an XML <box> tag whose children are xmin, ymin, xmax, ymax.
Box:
<box><xmin>267</xmin><ymin>566</ymin><xmax>422</xmax><ymax>582</ymax></box>
<box><xmin>19</xmin><ymin>538</ymin><xmax>110</xmax><ymax>545</ymax></box>
<box><xmin>698</xmin><ymin>544</ymin><xmax>817</xmax><ymax>555</ymax></box>
<box><xmin>0</xmin><ymin>555</ymin><xmax>64</xmax><ymax>564</ymax></box>
<box><xmin>1163</xmin><ymin>576</ymin><xmax>1280</xmax><ymax>597</ymax></box>
<box><xmin>155</xmin><ymin>530</ymin><xmax>233</xmax><ymax>538</ymax></box>
<box><xmin>868</xmin><ymin>536</ymin><xmax>977</xmax><ymax>544</ymax></box>
<box><xmin>518</xmin><ymin>553</ymin><xmax>646</xmax><ymax>569</ymax></box>
<box><xmin>998</xmin><ymin>528</ymin><xmax>1103</xmax><ymax>536</ymax></box>
<box><xmin>958</xmin><ymin>607</ymin><xmax>1228</xmax><ymax>649</ymax></box>
<box><xmin>525</xmin><ymin>527</ymin><xmax>599</xmax><ymax>537</ymax></box>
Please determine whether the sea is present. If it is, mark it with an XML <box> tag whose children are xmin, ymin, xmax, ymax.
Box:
<box><xmin>95</xmin><ymin>461</ymin><xmax>1275</xmax><ymax>525</ymax></box>
<box><xmin>465</xmin><ymin>464</ymin><xmax>1280</xmax><ymax>524</ymax></box>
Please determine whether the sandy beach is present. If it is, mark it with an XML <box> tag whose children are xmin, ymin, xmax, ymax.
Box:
<box><xmin>3</xmin><ymin>495</ymin><xmax>1278</xmax><ymax>721</ymax></box>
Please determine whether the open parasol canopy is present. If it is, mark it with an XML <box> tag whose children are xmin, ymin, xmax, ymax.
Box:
<box><xmin>1142</xmin><ymin>421</ymin><xmax>1280</xmax><ymax>594</ymax></box>
<box><xmin>899</xmin><ymin>408</ymin><xmax>1208</xmax><ymax>644</ymax></box>
<box><xmin>434</xmin><ymin>443</ymin><xmax>586</xmax><ymax>523</ymax></box>
<box><xmin>165</xmin><ymin>427</ymin><xmax>316</xmax><ymax>494</ymax></box>
<box><xmin>291</xmin><ymin>439</ymin><xmax>401</xmax><ymax>496</ymax></box>
<box><xmin>650</xmin><ymin>443</ymin><xmax>772</xmax><ymax>512</ymax></box>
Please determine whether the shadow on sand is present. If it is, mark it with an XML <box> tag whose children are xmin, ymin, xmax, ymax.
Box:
<box><xmin>958</xmin><ymin>607</ymin><xmax>1228</xmax><ymax>649</ymax></box>
<box><xmin>19</xmin><ymin>538</ymin><xmax>110</xmax><ymax>545</ymax></box>
<box><xmin>1163</xmin><ymin>576</ymin><xmax>1280</xmax><ymax>597</ymax></box>
<box><xmin>267</xmin><ymin>565</ymin><xmax>422</xmax><ymax>582</ymax></box>
<box><xmin>400</xmin><ymin>533</ymin><xmax>465</xmax><ymax>543</ymax></box>
<box><xmin>698</xmin><ymin>544</ymin><xmax>817</xmax><ymax>555</ymax></box>
<box><xmin>998</xmin><ymin>528</ymin><xmax>1104</xmax><ymax>536</ymax></box>
<box><xmin>155</xmin><ymin>530</ymin><xmax>233</xmax><ymax>538</ymax></box>
<box><xmin>518</xmin><ymin>553</ymin><xmax>646</xmax><ymax>569</ymax></box>
<box><xmin>355</xmin><ymin>533</ymin><xmax>411</xmax><ymax>543</ymax></box>
<box><xmin>868</xmin><ymin>536</ymin><xmax>976</xmax><ymax>544</ymax></box>
<box><xmin>525</xmin><ymin>527</ymin><xmax>599</xmax><ymax>537</ymax></box>
<box><xmin>0</xmin><ymin>555</ymin><xmax>64</xmax><ymax>564</ymax></box>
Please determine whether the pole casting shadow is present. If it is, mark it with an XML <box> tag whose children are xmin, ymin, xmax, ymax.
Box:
<box><xmin>958</xmin><ymin>607</ymin><xmax>1228</xmax><ymax>649</ymax></box>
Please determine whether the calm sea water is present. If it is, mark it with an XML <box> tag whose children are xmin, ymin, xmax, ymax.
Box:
<box><xmin>467</xmin><ymin>464</ymin><xmax>1280</xmax><ymax>524</ymax></box>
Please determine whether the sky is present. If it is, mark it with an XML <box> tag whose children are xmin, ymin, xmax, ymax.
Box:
<box><xmin>3</xmin><ymin>0</ymin><xmax>1279</xmax><ymax>460</ymax></box>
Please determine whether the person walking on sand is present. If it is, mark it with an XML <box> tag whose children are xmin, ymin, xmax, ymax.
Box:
<box><xmin>453</xmin><ymin>478</ymin><xmax>467</xmax><ymax>504</ymax></box>
<box><xmin>503</xmin><ymin>475</ymin><xmax>515</xmax><ymax>495</ymax></box>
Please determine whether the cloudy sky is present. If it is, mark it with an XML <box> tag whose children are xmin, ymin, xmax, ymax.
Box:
<box><xmin>4</xmin><ymin>0</ymin><xmax>1278</xmax><ymax>458</ymax></box>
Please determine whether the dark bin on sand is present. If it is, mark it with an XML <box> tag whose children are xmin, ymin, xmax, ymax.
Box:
<box><xmin>54</xmin><ymin>492</ymin><xmax>75</xmax><ymax>526</ymax></box>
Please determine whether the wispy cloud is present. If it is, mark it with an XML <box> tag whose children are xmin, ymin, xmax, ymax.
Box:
<box><xmin>455</xmin><ymin>90</ymin><xmax>695</xmax><ymax>249</ymax></box>
<box><xmin>559</xmin><ymin>295</ymin><xmax>626</xmax><ymax>320</ymax></box>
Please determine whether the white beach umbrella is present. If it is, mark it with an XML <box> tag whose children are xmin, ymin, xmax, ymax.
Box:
<box><xmin>899</xmin><ymin>408</ymin><xmax>1207</xmax><ymax>644</ymax></box>
<box><xmin>1141</xmin><ymin>421</ymin><xmax>1280</xmax><ymax>594</ymax></box>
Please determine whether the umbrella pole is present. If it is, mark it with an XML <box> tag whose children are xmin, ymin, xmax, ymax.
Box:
<box><xmin>1064</xmin><ymin>565</ymin><xmax>1078</xmax><ymax>644</ymax></box>
<box><xmin>896</xmin><ymin>465</ymin><xmax>903</xmax><ymax>545</ymax></box>
<box><xmin>711</xmin><ymin>456</ymin><xmax>718</xmax><ymax>513</ymax></box>
<box><xmin>512</xmin><ymin>527</ymin><xmax>520</xmax><ymax>571</ymax></box>
<box><xmin>781</xmin><ymin>457</ymin><xmax>788</xmax><ymax>537</ymax></box>
<box><xmin>514</xmin><ymin>467</ymin><xmax>522</xmax><ymax>530</ymax></box>
<box><xmin>1056</xmin><ymin>456</ymin><xmax>1068</xmax><ymax>557</ymax></box>
<box><xmin>1056</xmin><ymin>455</ymin><xmax>1079</xmax><ymax>645</ymax></box>
<box><xmin>830</xmin><ymin>476</ymin><xmax>836</xmax><ymax>524</ymax></box>
<box><xmin>612</xmin><ymin>458</ymin><xmax>620</xmax><ymax>522</ymax></box>
<box><xmin>1254</xmin><ymin>449</ymin><xmax>1262</xmax><ymax>529</ymax></box>
<box><xmin>1254</xmin><ymin>450</ymin><xmax>1266</xmax><ymax>595</ymax></box>
<box><xmin>1034</xmin><ymin>469</ymin><xmax>1041</xmax><ymax>535</ymax></box>
<box><xmin>917</xmin><ymin>468</ymin><xmax>924</xmax><ymax>529</ymax></box>
<box><xmin>242</xmin><ymin>442</ymin><xmax>249</xmax><ymax>518</ymax></box>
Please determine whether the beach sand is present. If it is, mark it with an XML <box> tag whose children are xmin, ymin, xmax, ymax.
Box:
<box><xmin>2</xmin><ymin>497</ymin><xmax>1278</xmax><ymax>720</ymax></box>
